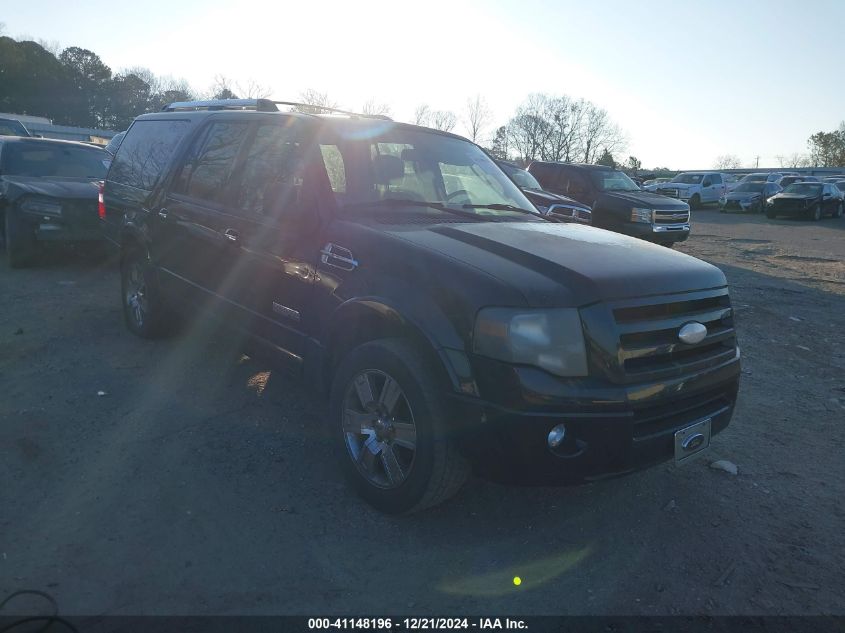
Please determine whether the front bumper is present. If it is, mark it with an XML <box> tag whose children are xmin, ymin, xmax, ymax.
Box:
<box><xmin>624</xmin><ymin>222</ymin><xmax>690</xmax><ymax>244</ymax></box>
<box><xmin>449</xmin><ymin>349</ymin><xmax>740</xmax><ymax>484</ymax></box>
<box><xmin>721</xmin><ymin>200</ymin><xmax>760</xmax><ymax>213</ymax></box>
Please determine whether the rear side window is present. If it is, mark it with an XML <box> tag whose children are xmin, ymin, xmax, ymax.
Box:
<box><xmin>173</xmin><ymin>121</ymin><xmax>247</xmax><ymax>205</ymax></box>
<box><xmin>234</xmin><ymin>123</ymin><xmax>306</xmax><ymax>218</ymax></box>
<box><xmin>527</xmin><ymin>163</ymin><xmax>555</xmax><ymax>188</ymax></box>
<box><xmin>109</xmin><ymin>120</ymin><xmax>189</xmax><ymax>191</ymax></box>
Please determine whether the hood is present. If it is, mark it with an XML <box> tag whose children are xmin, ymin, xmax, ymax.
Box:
<box><xmin>658</xmin><ymin>182</ymin><xmax>694</xmax><ymax>191</ymax></box>
<box><xmin>725</xmin><ymin>190</ymin><xmax>762</xmax><ymax>201</ymax></box>
<box><xmin>599</xmin><ymin>189</ymin><xmax>689</xmax><ymax>210</ymax></box>
<box><xmin>773</xmin><ymin>192</ymin><xmax>818</xmax><ymax>201</ymax></box>
<box><xmin>385</xmin><ymin>221</ymin><xmax>725</xmax><ymax>306</ymax></box>
<box><xmin>522</xmin><ymin>187</ymin><xmax>590</xmax><ymax>209</ymax></box>
<box><xmin>1</xmin><ymin>176</ymin><xmax>100</xmax><ymax>201</ymax></box>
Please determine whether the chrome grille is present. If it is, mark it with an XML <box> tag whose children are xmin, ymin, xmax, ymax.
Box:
<box><xmin>586</xmin><ymin>288</ymin><xmax>738</xmax><ymax>384</ymax></box>
<box><xmin>653</xmin><ymin>209</ymin><xmax>690</xmax><ymax>225</ymax></box>
<box><xmin>656</xmin><ymin>188</ymin><xmax>679</xmax><ymax>198</ymax></box>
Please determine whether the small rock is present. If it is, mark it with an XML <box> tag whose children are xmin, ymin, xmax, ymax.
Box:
<box><xmin>97</xmin><ymin>390</ymin><xmax>107</xmax><ymax>397</ymax></box>
<box><xmin>14</xmin><ymin>328</ymin><xmax>23</xmax><ymax>335</ymax></box>
<box><xmin>710</xmin><ymin>460</ymin><xmax>738</xmax><ymax>475</ymax></box>
<box><xmin>663</xmin><ymin>499</ymin><xmax>677</xmax><ymax>511</ymax></box>
<box><xmin>789</xmin><ymin>316</ymin><xmax>803</xmax><ymax>322</ymax></box>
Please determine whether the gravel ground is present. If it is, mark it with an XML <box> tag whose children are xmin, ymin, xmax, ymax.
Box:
<box><xmin>1</xmin><ymin>209</ymin><xmax>843</xmax><ymax>617</ymax></box>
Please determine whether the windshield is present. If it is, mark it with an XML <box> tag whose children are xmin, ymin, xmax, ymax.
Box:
<box><xmin>319</xmin><ymin>126</ymin><xmax>537</xmax><ymax>218</ymax></box>
<box><xmin>734</xmin><ymin>182</ymin><xmax>765</xmax><ymax>193</ymax></box>
<box><xmin>588</xmin><ymin>169</ymin><xmax>640</xmax><ymax>191</ymax></box>
<box><xmin>501</xmin><ymin>163</ymin><xmax>543</xmax><ymax>190</ymax></box>
<box><xmin>2</xmin><ymin>142</ymin><xmax>109</xmax><ymax>178</ymax></box>
<box><xmin>671</xmin><ymin>173</ymin><xmax>705</xmax><ymax>184</ymax></box>
<box><xmin>783</xmin><ymin>183</ymin><xmax>822</xmax><ymax>195</ymax></box>
<box><xmin>0</xmin><ymin>119</ymin><xmax>29</xmax><ymax>136</ymax></box>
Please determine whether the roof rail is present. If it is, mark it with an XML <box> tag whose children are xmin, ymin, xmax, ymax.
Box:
<box><xmin>162</xmin><ymin>98</ymin><xmax>392</xmax><ymax>120</ymax></box>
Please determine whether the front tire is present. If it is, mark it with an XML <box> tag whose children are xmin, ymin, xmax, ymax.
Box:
<box><xmin>121</xmin><ymin>247</ymin><xmax>175</xmax><ymax>338</ymax></box>
<box><xmin>4</xmin><ymin>211</ymin><xmax>37</xmax><ymax>268</ymax></box>
<box><xmin>689</xmin><ymin>194</ymin><xmax>701</xmax><ymax>210</ymax></box>
<box><xmin>330</xmin><ymin>339</ymin><xmax>469</xmax><ymax>514</ymax></box>
<box><xmin>835</xmin><ymin>202</ymin><xmax>844</xmax><ymax>218</ymax></box>
<box><xmin>809</xmin><ymin>205</ymin><xmax>821</xmax><ymax>221</ymax></box>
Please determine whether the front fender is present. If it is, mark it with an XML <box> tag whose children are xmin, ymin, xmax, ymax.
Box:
<box><xmin>324</xmin><ymin>292</ymin><xmax>477</xmax><ymax>395</ymax></box>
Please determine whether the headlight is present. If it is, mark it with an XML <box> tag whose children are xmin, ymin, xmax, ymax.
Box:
<box><xmin>630</xmin><ymin>207</ymin><xmax>653</xmax><ymax>223</ymax></box>
<box><xmin>20</xmin><ymin>197</ymin><xmax>63</xmax><ymax>217</ymax></box>
<box><xmin>473</xmin><ymin>308</ymin><xmax>588</xmax><ymax>377</ymax></box>
<box><xmin>535</xmin><ymin>205</ymin><xmax>549</xmax><ymax>214</ymax></box>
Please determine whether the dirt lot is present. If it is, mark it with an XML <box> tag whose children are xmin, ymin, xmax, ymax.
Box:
<box><xmin>1</xmin><ymin>209</ymin><xmax>843</xmax><ymax>617</ymax></box>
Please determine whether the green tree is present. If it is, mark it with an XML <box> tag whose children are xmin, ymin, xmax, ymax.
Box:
<box><xmin>58</xmin><ymin>46</ymin><xmax>112</xmax><ymax>126</ymax></box>
<box><xmin>596</xmin><ymin>148</ymin><xmax>616</xmax><ymax>168</ymax></box>
<box><xmin>625</xmin><ymin>155</ymin><xmax>642</xmax><ymax>174</ymax></box>
<box><xmin>488</xmin><ymin>126</ymin><xmax>509</xmax><ymax>160</ymax></box>
<box><xmin>807</xmin><ymin>125</ymin><xmax>845</xmax><ymax>167</ymax></box>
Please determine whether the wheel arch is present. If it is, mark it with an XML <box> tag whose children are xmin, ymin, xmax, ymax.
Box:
<box><xmin>319</xmin><ymin>297</ymin><xmax>472</xmax><ymax>397</ymax></box>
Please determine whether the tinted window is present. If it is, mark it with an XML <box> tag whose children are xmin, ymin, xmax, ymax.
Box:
<box><xmin>0</xmin><ymin>119</ymin><xmax>29</xmax><ymax>136</ymax></box>
<box><xmin>588</xmin><ymin>169</ymin><xmax>639</xmax><ymax>192</ymax></box>
<box><xmin>109</xmin><ymin>120</ymin><xmax>190</xmax><ymax>191</ymax></box>
<box><xmin>711</xmin><ymin>174</ymin><xmax>722</xmax><ymax>185</ymax></box>
<box><xmin>320</xmin><ymin>144</ymin><xmax>347</xmax><ymax>194</ymax></box>
<box><xmin>174</xmin><ymin>121</ymin><xmax>247</xmax><ymax>204</ymax></box>
<box><xmin>234</xmin><ymin>122</ymin><xmax>307</xmax><ymax>219</ymax></box>
<box><xmin>1</xmin><ymin>142</ymin><xmax>108</xmax><ymax>178</ymax></box>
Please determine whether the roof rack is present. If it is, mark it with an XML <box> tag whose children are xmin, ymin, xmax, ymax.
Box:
<box><xmin>161</xmin><ymin>98</ymin><xmax>392</xmax><ymax>121</ymax></box>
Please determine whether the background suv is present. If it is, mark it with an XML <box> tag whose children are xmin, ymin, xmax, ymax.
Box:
<box><xmin>527</xmin><ymin>162</ymin><xmax>691</xmax><ymax>245</ymax></box>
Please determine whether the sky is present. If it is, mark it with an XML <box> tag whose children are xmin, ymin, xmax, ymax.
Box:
<box><xmin>3</xmin><ymin>0</ymin><xmax>845</xmax><ymax>169</ymax></box>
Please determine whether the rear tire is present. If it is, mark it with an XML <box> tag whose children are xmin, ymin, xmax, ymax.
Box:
<box><xmin>121</xmin><ymin>247</ymin><xmax>175</xmax><ymax>338</ymax></box>
<box><xmin>4</xmin><ymin>210</ymin><xmax>37</xmax><ymax>269</ymax></box>
<box><xmin>330</xmin><ymin>338</ymin><xmax>469</xmax><ymax>514</ymax></box>
<box><xmin>809</xmin><ymin>205</ymin><xmax>821</xmax><ymax>221</ymax></box>
<box><xmin>835</xmin><ymin>203</ymin><xmax>844</xmax><ymax>218</ymax></box>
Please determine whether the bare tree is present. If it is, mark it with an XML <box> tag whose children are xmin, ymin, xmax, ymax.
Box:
<box><xmin>209</xmin><ymin>75</ymin><xmax>238</xmax><ymax>100</ymax></box>
<box><xmin>463</xmin><ymin>94</ymin><xmax>491</xmax><ymax>143</ymax></box>
<box><xmin>429</xmin><ymin>110</ymin><xmax>457</xmax><ymax>132</ymax></box>
<box><xmin>295</xmin><ymin>88</ymin><xmax>339</xmax><ymax>113</ymax></box>
<box><xmin>580</xmin><ymin>103</ymin><xmax>626</xmax><ymax>164</ymax></box>
<box><xmin>714</xmin><ymin>154</ymin><xmax>742</xmax><ymax>170</ymax></box>
<box><xmin>413</xmin><ymin>104</ymin><xmax>431</xmax><ymax>126</ymax></box>
<box><xmin>776</xmin><ymin>153</ymin><xmax>812</xmax><ymax>169</ymax></box>
<box><xmin>37</xmin><ymin>38</ymin><xmax>62</xmax><ymax>56</ymax></box>
<box><xmin>507</xmin><ymin>93</ymin><xmax>552</xmax><ymax>163</ymax></box>
<box><xmin>362</xmin><ymin>98</ymin><xmax>391</xmax><ymax>117</ymax></box>
<box><xmin>238</xmin><ymin>79</ymin><xmax>272</xmax><ymax>99</ymax></box>
<box><xmin>0</xmin><ymin>22</ymin><xmax>6</xmax><ymax>35</ymax></box>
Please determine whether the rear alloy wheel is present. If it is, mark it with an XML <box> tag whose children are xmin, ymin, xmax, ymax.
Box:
<box><xmin>4</xmin><ymin>210</ymin><xmax>37</xmax><ymax>268</ymax></box>
<box><xmin>121</xmin><ymin>248</ymin><xmax>174</xmax><ymax>338</ymax></box>
<box><xmin>331</xmin><ymin>339</ymin><xmax>469</xmax><ymax>514</ymax></box>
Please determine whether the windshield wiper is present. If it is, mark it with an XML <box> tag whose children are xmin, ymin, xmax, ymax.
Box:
<box><xmin>344</xmin><ymin>198</ymin><xmax>492</xmax><ymax>221</ymax></box>
<box><xmin>461</xmin><ymin>203</ymin><xmax>542</xmax><ymax>218</ymax></box>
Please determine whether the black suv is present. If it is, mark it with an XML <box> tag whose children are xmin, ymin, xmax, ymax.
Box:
<box><xmin>527</xmin><ymin>162</ymin><xmax>691</xmax><ymax>245</ymax></box>
<box><xmin>496</xmin><ymin>160</ymin><xmax>591</xmax><ymax>224</ymax></box>
<box><xmin>103</xmin><ymin>99</ymin><xmax>740</xmax><ymax>514</ymax></box>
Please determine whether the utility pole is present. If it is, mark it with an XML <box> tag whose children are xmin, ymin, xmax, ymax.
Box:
<box><xmin>755</xmin><ymin>156</ymin><xmax>760</xmax><ymax>168</ymax></box>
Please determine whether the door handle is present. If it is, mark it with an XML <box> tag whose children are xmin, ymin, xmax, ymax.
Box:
<box><xmin>158</xmin><ymin>208</ymin><xmax>168</xmax><ymax>220</ymax></box>
<box><xmin>223</xmin><ymin>228</ymin><xmax>240</xmax><ymax>243</ymax></box>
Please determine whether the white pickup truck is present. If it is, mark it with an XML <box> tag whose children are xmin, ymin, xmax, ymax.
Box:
<box><xmin>651</xmin><ymin>172</ymin><xmax>729</xmax><ymax>209</ymax></box>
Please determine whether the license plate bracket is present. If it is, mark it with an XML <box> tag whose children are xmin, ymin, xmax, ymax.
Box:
<box><xmin>674</xmin><ymin>418</ymin><xmax>712</xmax><ymax>463</ymax></box>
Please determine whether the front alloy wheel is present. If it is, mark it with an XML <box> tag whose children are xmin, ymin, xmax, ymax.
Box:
<box><xmin>331</xmin><ymin>339</ymin><xmax>469</xmax><ymax>514</ymax></box>
<box><xmin>343</xmin><ymin>370</ymin><xmax>417</xmax><ymax>489</ymax></box>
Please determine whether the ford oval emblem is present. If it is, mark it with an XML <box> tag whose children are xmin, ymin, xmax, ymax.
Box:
<box><xmin>678</xmin><ymin>322</ymin><xmax>708</xmax><ymax>345</ymax></box>
<box><xmin>682</xmin><ymin>433</ymin><xmax>706</xmax><ymax>452</ymax></box>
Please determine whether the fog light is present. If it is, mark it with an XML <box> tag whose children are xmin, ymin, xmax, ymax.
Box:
<box><xmin>547</xmin><ymin>424</ymin><xmax>567</xmax><ymax>448</ymax></box>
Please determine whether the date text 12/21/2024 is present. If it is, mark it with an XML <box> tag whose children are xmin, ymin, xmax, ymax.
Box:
<box><xmin>307</xmin><ymin>618</ymin><xmax>528</xmax><ymax>630</ymax></box>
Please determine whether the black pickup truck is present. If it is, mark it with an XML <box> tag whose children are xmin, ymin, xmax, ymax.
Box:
<box><xmin>527</xmin><ymin>161</ymin><xmax>691</xmax><ymax>246</ymax></box>
<box><xmin>102</xmin><ymin>99</ymin><xmax>740</xmax><ymax>514</ymax></box>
